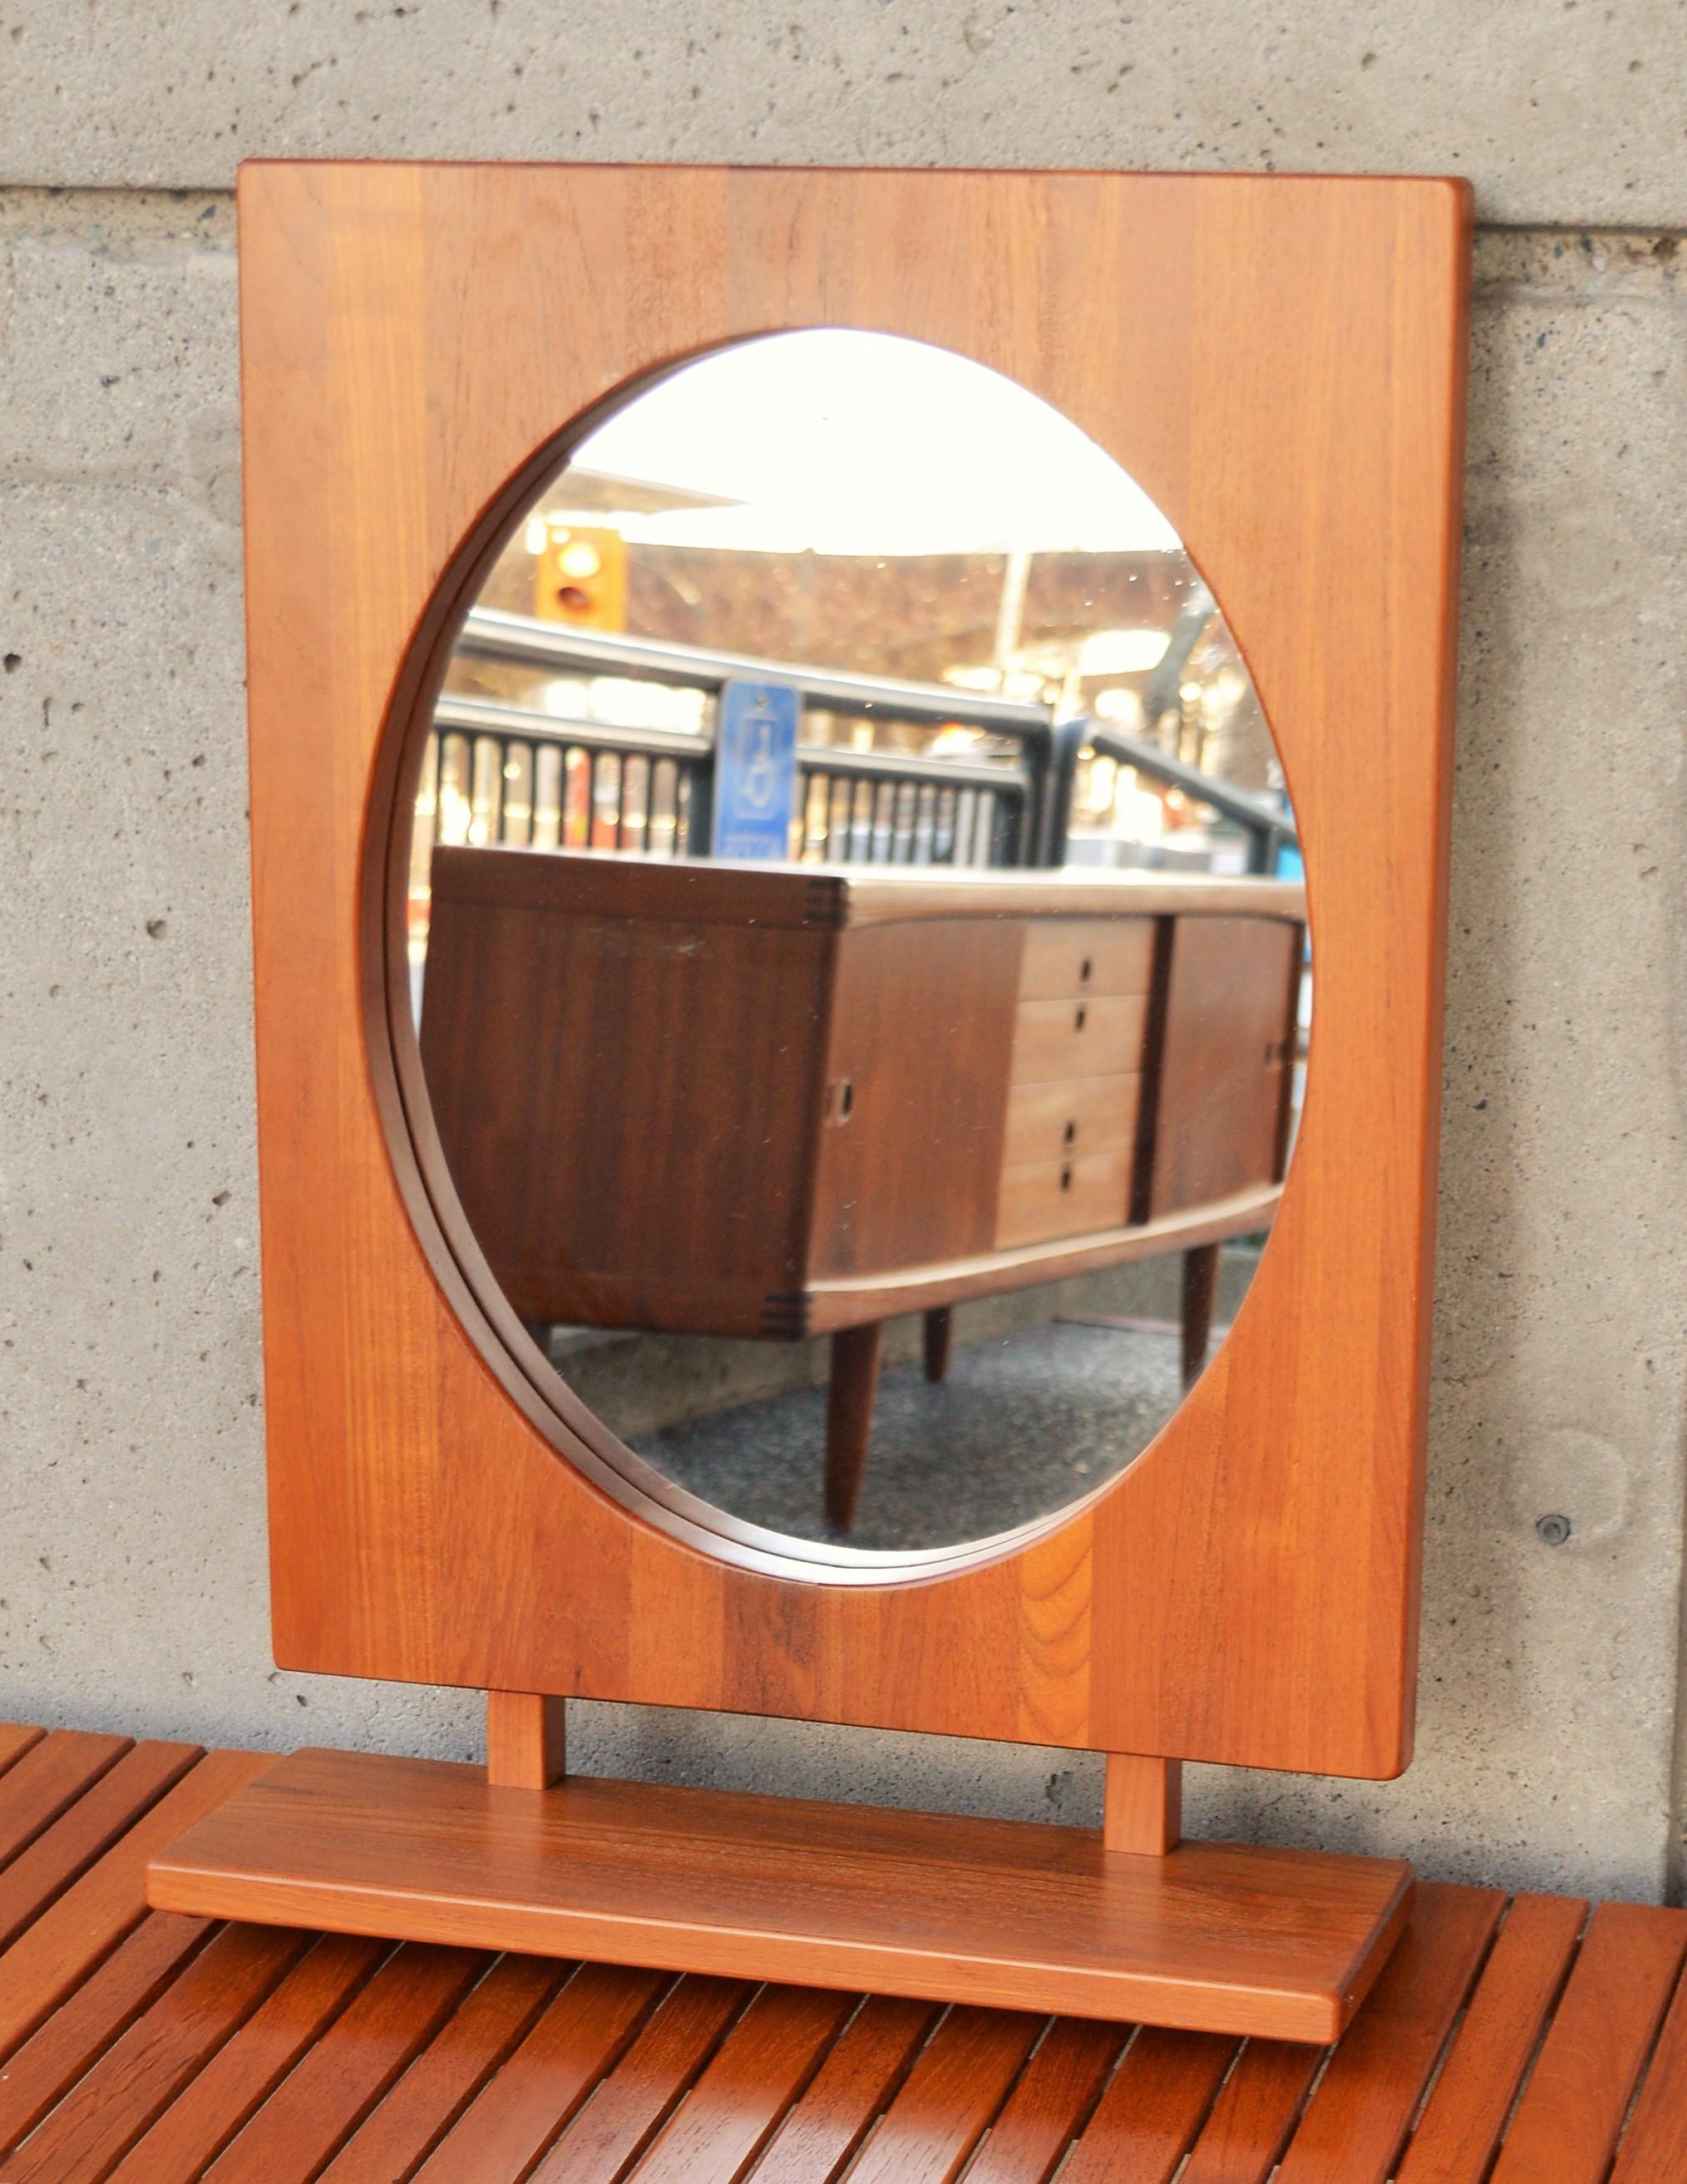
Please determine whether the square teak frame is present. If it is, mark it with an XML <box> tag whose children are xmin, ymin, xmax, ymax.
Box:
<box><xmin>151</xmin><ymin>162</ymin><xmax>1468</xmax><ymax>2040</ymax></box>
<box><xmin>244</xmin><ymin>158</ymin><xmax>1466</xmax><ymax>1767</ymax></box>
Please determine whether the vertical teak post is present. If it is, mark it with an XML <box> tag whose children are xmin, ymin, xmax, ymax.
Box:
<box><xmin>487</xmin><ymin>1691</ymin><xmax>568</xmax><ymax>1789</ymax></box>
<box><xmin>1103</xmin><ymin>1753</ymin><xmax>1183</xmax><ymax>1856</ymax></box>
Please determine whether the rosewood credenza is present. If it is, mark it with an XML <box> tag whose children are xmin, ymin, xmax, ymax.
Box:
<box><xmin>420</xmin><ymin>850</ymin><xmax>1306</xmax><ymax>1526</ymax></box>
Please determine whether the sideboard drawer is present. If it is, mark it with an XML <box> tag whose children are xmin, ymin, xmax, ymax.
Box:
<box><xmin>1010</xmin><ymin>993</ymin><xmax>1148</xmax><ymax>1084</ymax></box>
<box><xmin>1018</xmin><ymin>917</ymin><xmax>1156</xmax><ymax>1002</ymax></box>
<box><xmin>995</xmin><ymin>1146</ymin><xmax>1133</xmax><ymax>1249</ymax></box>
<box><xmin>1003</xmin><ymin>1073</ymin><xmax>1142</xmax><ymax>1168</ymax></box>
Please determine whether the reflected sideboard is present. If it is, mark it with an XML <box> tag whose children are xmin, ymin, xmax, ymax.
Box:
<box><xmin>420</xmin><ymin>853</ymin><xmax>1306</xmax><ymax>1527</ymax></box>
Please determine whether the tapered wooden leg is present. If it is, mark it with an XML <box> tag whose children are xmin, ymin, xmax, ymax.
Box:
<box><xmin>826</xmin><ymin>1322</ymin><xmax>884</xmax><ymax>1533</ymax></box>
<box><xmin>923</xmin><ymin>1306</ymin><xmax>954</xmax><ymax>1383</ymax></box>
<box><xmin>1181</xmin><ymin>1244</ymin><xmax>1220</xmax><ymax>1386</ymax></box>
<box><xmin>1103</xmin><ymin>1753</ymin><xmax>1183</xmax><ymax>1855</ymax></box>
<box><xmin>487</xmin><ymin>1691</ymin><xmax>567</xmax><ymax>1789</ymax></box>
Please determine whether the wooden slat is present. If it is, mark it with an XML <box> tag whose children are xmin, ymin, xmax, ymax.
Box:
<box><xmin>2</xmin><ymin>1920</ymin><xmax>309</xmax><ymax>2184</ymax></box>
<box><xmin>412</xmin><ymin>1960</ymin><xmax>664</xmax><ymax>2183</ymax></box>
<box><xmin>1178</xmin><ymin>2039</ymin><xmax>1324</xmax><ymax>2184</ymax></box>
<box><xmin>746</xmin><ymin>1994</ymin><xmax>940</xmax><ymax>2184</ymax></box>
<box><xmin>1395</xmin><ymin>1892</ymin><xmax>1587</xmax><ymax>2184</ymax></box>
<box><xmin>846</xmin><ymin>2005</ymin><xmax>1046</xmax><ymax>2184</ymax></box>
<box><xmin>525</xmin><ymin>1974</ymin><xmax>752</xmax><ymax>2182</ymax></box>
<box><xmin>1607</xmin><ymin>1949</ymin><xmax>1687</xmax><ymax>2181</ymax></box>
<box><xmin>1059</xmin><ymin>2026</ymin><xmax>1237</xmax><ymax>2184</ymax></box>
<box><xmin>316</xmin><ymin>1952</ymin><xmax>565</xmax><ymax>2183</ymax></box>
<box><xmin>1489</xmin><ymin>1901</ymin><xmax>1687</xmax><ymax>2184</ymax></box>
<box><xmin>105</xmin><ymin>1933</ymin><xmax>388</xmax><ymax>2184</ymax></box>
<box><xmin>0</xmin><ymin>1730</ymin><xmax>131</xmax><ymax>1871</ymax></box>
<box><xmin>4</xmin><ymin>1731</ymin><xmax>1687</xmax><ymax>2184</ymax></box>
<box><xmin>0</xmin><ymin>1741</ymin><xmax>200</xmax><ymax>1954</ymax></box>
<box><xmin>149</xmin><ymin>1748</ymin><xmax>1414</xmax><ymax>2042</ymax></box>
<box><xmin>1274</xmin><ymin>1884</ymin><xmax>1506</xmax><ymax>2184</ymax></box>
<box><xmin>625</xmin><ymin>1984</ymin><xmax>856</xmax><ymax>2184</ymax></box>
<box><xmin>0</xmin><ymin>1914</ymin><xmax>213</xmax><ymax>2160</ymax></box>
<box><xmin>0</xmin><ymin>1723</ymin><xmax>47</xmax><ymax>1778</ymax></box>
<box><xmin>200</xmin><ymin>1942</ymin><xmax>488</xmax><ymax>2182</ymax></box>
<box><xmin>0</xmin><ymin>1748</ymin><xmax>269</xmax><ymax>2063</ymax></box>
<box><xmin>959</xmin><ymin>2017</ymin><xmax>1123</xmax><ymax>2184</ymax></box>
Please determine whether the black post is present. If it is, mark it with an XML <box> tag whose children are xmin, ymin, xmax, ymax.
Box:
<box><xmin>1036</xmin><ymin>717</ymin><xmax>1092</xmax><ymax>867</ymax></box>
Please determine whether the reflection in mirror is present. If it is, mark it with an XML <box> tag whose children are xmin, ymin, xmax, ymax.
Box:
<box><xmin>405</xmin><ymin>330</ymin><xmax>1308</xmax><ymax>1554</ymax></box>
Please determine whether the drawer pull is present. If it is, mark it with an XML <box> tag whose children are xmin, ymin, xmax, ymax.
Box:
<box><xmin>1011</xmin><ymin>994</ymin><xmax>1147</xmax><ymax>1086</ymax></box>
<box><xmin>995</xmin><ymin>1145</ymin><xmax>1134</xmax><ymax>1249</ymax></box>
<box><xmin>1018</xmin><ymin>919</ymin><xmax>1154</xmax><ymax>1000</ymax></box>
<box><xmin>1003</xmin><ymin>1075</ymin><xmax>1141</xmax><ymax>1167</ymax></box>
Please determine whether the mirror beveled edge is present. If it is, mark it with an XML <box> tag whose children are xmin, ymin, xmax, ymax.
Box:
<box><xmin>239</xmin><ymin>159</ymin><xmax>1470</xmax><ymax>1780</ymax></box>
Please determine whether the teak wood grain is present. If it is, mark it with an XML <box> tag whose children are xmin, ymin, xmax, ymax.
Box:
<box><xmin>1609</xmin><ymin>1945</ymin><xmax>1687</xmax><ymax>2182</ymax></box>
<box><xmin>146</xmin><ymin>1747</ymin><xmax>1413</xmax><ymax>2043</ymax></box>
<box><xmin>411</xmin><ymin>1960</ymin><xmax>664</xmax><ymax>2182</ymax></box>
<box><xmin>0</xmin><ymin>1729</ymin><xmax>132</xmax><ymax>1870</ymax></box>
<box><xmin>524</xmin><ymin>1974</ymin><xmax>752</xmax><ymax>2182</ymax></box>
<box><xmin>310</xmin><ymin>1951</ymin><xmax>564</xmax><ymax>2184</ymax></box>
<box><xmin>1394</xmin><ymin>1891</ymin><xmax>1586</xmax><ymax>2184</ymax></box>
<box><xmin>200</xmin><ymin>1942</ymin><xmax>490</xmax><ymax>2184</ymax></box>
<box><xmin>0</xmin><ymin>1739</ymin><xmax>203</xmax><ymax>1955</ymax></box>
<box><xmin>0</xmin><ymin>1723</ymin><xmax>47</xmax><ymax>1777</ymax></box>
<box><xmin>1487</xmin><ymin>1901</ymin><xmax>1687</xmax><ymax>2184</ymax></box>
<box><xmin>14</xmin><ymin>1738</ymin><xmax>1687</xmax><ymax>2184</ymax></box>
<box><xmin>0</xmin><ymin>1743</ymin><xmax>269</xmax><ymax>2064</ymax></box>
<box><xmin>239</xmin><ymin>162</ymin><xmax>1468</xmax><ymax>1775</ymax></box>
<box><xmin>744</xmin><ymin>1996</ymin><xmax>940</xmax><ymax>2184</ymax></box>
<box><xmin>1273</xmin><ymin>1882</ymin><xmax>1505</xmax><ymax>2184</ymax></box>
<box><xmin>622</xmin><ymin>1984</ymin><xmax>856</xmax><ymax>2184</ymax></box>
<box><xmin>1103</xmin><ymin>1752</ymin><xmax>1183</xmax><ymax>1855</ymax></box>
<box><xmin>108</xmin><ymin>1934</ymin><xmax>392</xmax><ymax>2184</ymax></box>
<box><xmin>486</xmin><ymin>1692</ymin><xmax>568</xmax><ymax>1790</ymax></box>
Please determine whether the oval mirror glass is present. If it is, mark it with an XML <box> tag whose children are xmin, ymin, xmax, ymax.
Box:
<box><xmin>402</xmin><ymin>329</ymin><xmax>1308</xmax><ymax>1556</ymax></box>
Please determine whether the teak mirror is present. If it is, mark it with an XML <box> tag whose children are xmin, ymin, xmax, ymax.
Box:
<box><xmin>149</xmin><ymin>160</ymin><xmax>1471</xmax><ymax>2044</ymax></box>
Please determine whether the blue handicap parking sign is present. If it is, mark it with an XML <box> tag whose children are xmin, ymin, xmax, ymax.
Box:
<box><xmin>711</xmin><ymin>681</ymin><xmax>799</xmax><ymax>860</ymax></box>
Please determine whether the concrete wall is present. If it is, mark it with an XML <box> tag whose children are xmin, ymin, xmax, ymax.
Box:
<box><xmin>2</xmin><ymin>4</ymin><xmax>1685</xmax><ymax>1903</ymax></box>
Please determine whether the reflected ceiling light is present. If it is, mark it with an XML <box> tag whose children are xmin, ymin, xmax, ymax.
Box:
<box><xmin>557</xmin><ymin>539</ymin><xmax>604</xmax><ymax>579</ymax></box>
<box><xmin>1079</xmin><ymin>629</ymin><xmax>1171</xmax><ymax>674</ymax></box>
<box><xmin>1093</xmin><ymin>686</ymin><xmax>1147</xmax><ymax>727</ymax></box>
<box><xmin>568</xmin><ymin>329</ymin><xmax>1183</xmax><ymax>559</ymax></box>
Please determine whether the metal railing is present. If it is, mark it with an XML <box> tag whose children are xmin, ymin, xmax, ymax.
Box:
<box><xmin>425</xmin><ymin>609</ymin><xmax>1299</xmax><ymax>875</ymax></box>
<box><xmin>1048</xmin><ymin>717</ymin><xmax>1300</xmax><ymax>875</ymax></box>
<box><xmin>430</xmin><ymin>693</ymin><xmax>707</xmax><ymax>859</ymax></box>
<box><xmin>441</xmin><ymin>609</ymin><xmax>1051</xmax><ymax>868</ymax></box>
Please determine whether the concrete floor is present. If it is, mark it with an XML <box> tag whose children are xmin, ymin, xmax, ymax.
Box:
<box><xmin>644</xmin><ymin>1316</ymin><xmax>1195</xmax><ymax>1550</ymax></box>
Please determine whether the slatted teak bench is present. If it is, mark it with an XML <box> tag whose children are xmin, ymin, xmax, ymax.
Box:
<box><xmin>0</xmin><ymin>1723</ymin><xmax>1683</xmax><ymax>2184</ymax></box>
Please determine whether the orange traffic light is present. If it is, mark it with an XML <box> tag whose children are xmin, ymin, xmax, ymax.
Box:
<box><xmin>533</xmin><ymin>524</ymin><xmax>628</xmax><ymax>631</ymax></box>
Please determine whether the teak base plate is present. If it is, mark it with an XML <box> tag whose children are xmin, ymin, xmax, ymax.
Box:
<box><xmin>146</xmin><ymin>1748</ymin><xmax>1413</xmax><ymax>2043</ymax></box>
